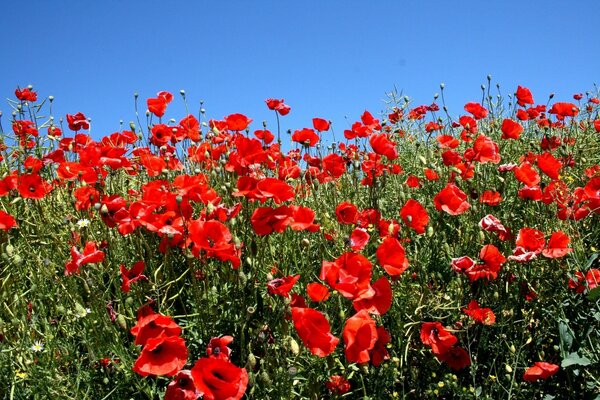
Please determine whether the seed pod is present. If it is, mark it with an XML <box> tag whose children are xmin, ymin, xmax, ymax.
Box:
<box><xmin>246</xmin><ymin>353</ymin><xmax>257</xmax><ymax>370</ymax></box>
<box><xmin>116</xmin><ymin>314</ymin><xmax>127</xmax><ymax>330</ymax></box>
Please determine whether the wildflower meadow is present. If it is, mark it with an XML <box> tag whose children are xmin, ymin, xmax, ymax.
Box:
<box><xmin>1</xmin><ymin>80</ymin><xmax>599</xmax><ymax>399</ymax></box>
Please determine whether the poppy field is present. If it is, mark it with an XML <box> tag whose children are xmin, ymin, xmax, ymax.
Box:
<box><xmin>1</xmin><ymin>81</ymin><xmax>599</xmax><ymax>399</ymax></box>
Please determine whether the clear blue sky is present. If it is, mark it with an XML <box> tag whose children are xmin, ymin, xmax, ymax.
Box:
<box><xmin>1</xmin><ymin>1</ymin><xmax>599</xmax><ymax>141</ymax></box>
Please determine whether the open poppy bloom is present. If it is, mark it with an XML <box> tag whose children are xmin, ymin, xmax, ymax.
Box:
<box><xmin>462</xmin><ymin>300</ymin><xmax>495</xmax><ymax>325</ymax></box>
<box><xmin>306</xmin><ymin>282</ymin><xmax>331</xmax><ymax>302</ymax></box>
<box><xmin>400</xmin><ymin>199</ymin><xmax>429</xmax><ymax>234</ymax></box>
<box><xmin>191</xmin><ymin>357</ymin><xmax>248</xmax><ymax>400</ymax></box>
<box><xmin>130</xmin><ymin>312</ymin><xmax>182</xmax><ymax>347</ymax></box>
<box><xmin>436</xmin><ymin>346</ymin><xmax>471</xmax><ymax>371</ymax></box>
<box><xmin>376</xmin><ymin>236</ymin><xmax>410</xmax><ymax>276</ymax></box>
<box><xmin>434</xmin><ymin>183</ymin><xmax>470</xmax><ymax>216</ymax></box>
<box><xmin>0</xmin><ymin>210</ymin><xmax>17</xmax><ymax>231</ymax></box>
<box><xmin>267</xmin><ymin>274</ymin><xmax>300</xmax><ymax>297</ymax></box>
<box><xmin>343</xmin><ymin>310</ymin><xmax>378</xmax><ymax>363</ymax></box>
<box><xmin>542</xmin><ymin>231</ymin><xmax>572</xmax><ymax>258</ymax></box>
<box><xmin>353</xmin><ymin>276</ymin><xmax>392</xmax><ymax>316</ymax></box>
<box><xmin>133</xmin><ymin>333</ymin><xmax>188</xmax><ymax>377</ymax></box>
<box><xmin>64</xmin><ymin>241</ymin><xmax>105</xmax><ymax>275</ymax></box>
<box><xmin>165</xmin><ymin>370</ymin><xmax>200</xmax><ymax>400</ymax></box>
<box><xmin>291</xmin><ymin>307</ymin><xmax>339</xmax><ymax>357</ymax></box>
<box><xmin>120</xmin><ymin>261</ymin><xmax>147</xmax><ymax>293</ymax></box>
<box><xmin>325</xmin><ymin>375</ymin><xmax>351</xmax><ymax>395</ymax></box>
<box><xmin>523</xmin><ymin>362</ymin><xmax>559</xmax><ymax>382</ymax></box>
<box><xmin>420</xmin><ymin>322</ymin><xmax>458</xmax><ymax>355</ymax></box>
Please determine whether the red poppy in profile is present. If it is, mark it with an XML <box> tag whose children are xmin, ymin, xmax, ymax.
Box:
<box><xmin>434</xmin><ymin>183</ymin><xmax>470</xmax><ymax>216</ymax></box>
<box><xmin>523</xmin><ymin>362</ymin><xmax>559</xmax><ymax>382</ymax></box>
<box><xmin>376</xmin><ymin>237</ymin><xmax>410</xmax><ymax>276</ymax></box>
<box><xmin>436</xmin><ymin>346</ymin><xmax>471</xmax><ymax>371</ymax></box>
<box><xmin>509</xmin><ymin>227</ymin><xmax>545</xmax><ymax>262</ymax></box>
<box><xmin>292</xmin><ymin>128</ymin><xmax>319</xmax><ymax>146</ymax></box>
<box><xmin>64</xmin><ymin>241</ymin><xmax>106</xmax><ymax>275</ymax></box>
<box><xmin>120</xmin><ymin>261</ymin><xmax>147</xmax><ymax>293</ymax></box>
<box><xmin>207</xmin><ymin>336</ymin><xmax>234</xmax><ymax>360</ymax></box>
<box><xmin>542</xmin><ymin>231</ymin><xmax>572</xmax><ymax>258</ymax></box>
<box><xmin>549</xmin><ymin>102</ymin><xmax>579</xmax><ymax>118</ymax></box>
<box><xmin>479</xmin><ymin>190</ymin><xmax>503</xmax><ymax>206</ymax></box>
<box><xmin>420</xmin><ymin>322</ymin><xmax>457</xmax><ymax>355</ymax></box>
<box><xmin>253</xmin><ymin>129</ymin><xmax>274</xmax><ymax>144</ymax></box>
<box><xmin>516</xmin><ymin>86</ymin><xmax>534</xmax><ymax>106</ymax></box>
<box><xmin>291</xmin><ymin>307</ymin><xmax>339</xmax><ymax>357</ymax></box>
<box><xmin>335</xmin><ymin>201</ymin><xmax>359</xmax><ymax>225</ymax></box>
<box><xmin>225</xmin><ymin>113</ymin><xmax>253</xmax><ymax>131</ymax></box>
<box><xmin>0</xmin><ymin>210</ymin><xmax>17</xmax><ymax>231</ymax></box>
<box><xmin>353</xmin><ymin>276</ymin><xmax>392</xmax><ymax>316</ymax></box>
<box><xmin>325</xmin><ymin>375</ymin><xmax>351</xmax><ymax>395</ymax></box>
<box><xmin>514</xmin><ymin>162</ymin><xmax>540</xmax><ymax>187</ymax></box>
<box><xmin>536</xmin><ymin>152</ymin><xmax>562</xmax><ymax>180</ymax></box>
<box><xmin>470</xmin><ymin>135</ymin><xmax>500</xmax><ymax>164</ymax></box>
<box><xmin>191</xmin><ymin>357</ymin><xmax>248</xmax><ymax>400</ymax></box>
<box><xmin>405</xmin><ymin>175</ymin><xmax>421</xmax><ymax>188</ymax></box>
<box><xmin>369</xmin><ymin>133</ymin><xmax>398</xmax><ymax>160</ymax></box>
<box><xmin>424</xmin><ymin>168</ymin><xmax>440</xmax><ymax>181</ymax></box>
<box><xmin>66</xmin><ymin>112</ymin><xmax>90</xmax><ymax>131</ymax></box>
<box><xmin>343</xmin><ymin>310</ymin><xmax>378</xmax><ymax>363</ymax></box>
<box><xmin>133</xmin><ymin>334</ymin><xmax>188</xmax><ymax>377</ymax></box>
<box><xmin>312</xmin><ymin>118</ymin><xmax>330</xmax><ymax>131</ymax></box>
<box><xmin>437</xmin><ymin>135</ymin><xmax>460</xmax><ymax>149</ymax></box>
<box><xmin>15</xmin><ymin>87</ymin><xmax>37</xmax><ymax>102</ymax></box>
<box><xmin>586</xmin><ymin>269</ymin><xmax>600</xmax><ymax>290</ymax></box>
<box><xmin>462</xmin><ymin>300</ymin><xmax>495</xmax><ymax>325</ymax></box>
<box><xmin>147</xmin><ymin>91</ymin><xmax>173</xmax><ymax>118</ymax></box>
<box><xmin>501</xmin><ymin>118</ymin><xmax>524</xmax><ymax>140</ymax></box>
<box><xmin>165</xmin><ymin>370</ymin><xmax>200</xmax><ymax>400</ymax></box>
<box><xmin>464</xmin><ymin>102</ymin><xmax>488</xmax><ymax>119</ymax></box>
<box><xmin>131</xmin><ymin>313</ymin><xmax>182</xmax><ymax>347</ymax></box>
<box><xmin>267</xmin><ymin>274</ymin><xmax>300</xmax><ymax>297</ymax></box>
<box><xmin>306</xmin><ymin>282</ymin><xmax>331</xmax><ymax>302</ymax></box>
<box><xmin>400</xmin><ymin>199</ymin><xmax>429</xmax><ymax>234</ymax></box>
<box><xmin>265</xmin><ymin>98</ymin><xmax>291</xmax><ymax>116</ymax></box>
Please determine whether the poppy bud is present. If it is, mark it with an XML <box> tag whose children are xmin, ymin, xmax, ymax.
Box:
<box><xmin>427</xmin><ymin>226</ymin><xmax>434</xmax><ymax>237</ymax></box>
<box><xmin>479</xmin><ymin>231</ymin><xmax>485</xmax><ymax>242</ymax></box>
<box><xmin>13</xmin><ymin>254</ymin><xmax>23</xmax><ymax>266</ymax></box>
<box><xmin>246</xmin><ymin>353</ymin><xmax>257</xmax><ymax>370</ymax></box>
<box><xmin>509</xmin><ymin>344</ymin><xmax>516</xmax><ymax>353</ymax></box>
<box><xmin>5</xmin><ymin>244</ymin><xmax>14</xmax><ymax>255</ymax></box>
<box><xmin>259</xmin><ymin>371</ymin><xmax>272</xmax><ymax>387</ymax></box>
<box><xmin>116</xmin><ymin>314</ymin><xmax>127</xmax><ymax>330</ymax></box>
<box><xmin>505</xmin><ymin>364</ymin><xmax>512</xmax><ymax>373</ymax></box>
<box><xmin>289</xmin><ymin>338</ymin><xmax>300</xmax><ymax>355</ymax></box>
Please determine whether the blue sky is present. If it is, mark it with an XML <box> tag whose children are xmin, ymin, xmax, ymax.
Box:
<box><xmin>1</xmin><ymin>1</ymin><xmax>599</xmax><ymax>143</ymax></box>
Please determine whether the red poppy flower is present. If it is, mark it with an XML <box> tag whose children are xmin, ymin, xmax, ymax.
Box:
<box><xmin>292</xmin><ymin>128</ymin><xmax>319</xmax><ymax>147</ymax></box>
<box><xmin>291</xmin><ymin>307</ymin><xmax>339</xmax><ymax>357</ymax></box>
<box><xmin>523</xmin><ymin>362</ymin><xmax>559</xmax><ymax>382</ymax></box>
<box><xmin>165</xmin><ymin>370</ymin><xmax>200</xmax><ymax>400</ymax></box>
<box><xmin>66</xmin><ymin>112</ymin><xmax>90</xmax><ymax>131</ymax></box>
<box><xmin>370</xmin><ymin>326</ymin><xmax>391</xmax><ymax>367</ymax></box>
<box><xmin>320</xmin><ymin>252</ymin><xmax>374</xmax><ymax>300</ymax></box>
<box><xmin>464</xmin><ymin>102</ymin><xmax>488</xmax><ymax>120</ymax></box>
<box><xmin>120</xmin><ymin>261</ymin><xmax>147</xmax><ymax>293</ymax></box>
<box><xmin>343</xmin><ymin>310</ymin><xmax>378</xmax><ymax>364</ymax></box>
<box><xmin>549</xmin><ymin>102</ymin><xmax>579</xmax><ymax>118</ymax></box>
<box><xmin>586</xmin><ymin>269</ymin><xmax>600</xmax><ymax>290</ymax></box>
<box><xmin>536</xmin><ymin>152</ymin><xmax>563</xmax><ymax>180</ymax></box>
<box><xmin>250</xmin><ymin>206</ymin><xmax>292</xmax><ymax>236</ymax></box>
<box><xmin>437</xmin><ymin>135</ymin><xmax>460</xmax><ymax>149</ymax></box>
<box><xmin>64</xmin><ymin>241</ymin><xmax>105</xmax><ymax>275</ymax></box>
<box><xmin>353</xmin><ymin>276</ymin><xmax>392</xmax><ymax>316</ymax></box>
<box><xmin>516</xmin><ymin>86</ymin><xmax>534</xmax><ymax>106</ymax></box>
<box><xmin>470</xmin><ymin>135</ymin><xmax>501</xmax><ymax>164</ymax></box>
<box><xmin>509</xmin><ymin>227</ymin><xmax>545</xmax><ymax>262</ymax></box>
<box><xmin>265</xmin><ymin>98</ymin><xmax>291</xmax><ymax>116</ymax></box>
<box><xmin>325</xmin><ymin>375</ymin><xmax>351</xmax><ymax>395</ymax></box>
<box><xmin>349</xmin><ymin>228</ymin><xmax>370</xmax><ymax>251</ymax></box>
<box><xmin>436</xmin><ymin>346</ymin><xmax>471</xmax><ymax>371</ymax></box>
<box><xmin>15</xmin><ymin>87</ymin><xmax>37</xmax><ymax>102</ymax></box>
<box><xmin>306</xmin><ymin>282</ymin><xmax>331</xmax><ymax>302</ymax></box>
<box><xmin>424</xmin><ymin>168</ymin><xmax>440</xmax><ymax>181</ymax></box>
<box><xmin>369</xmin><ymin>133</ymin><xmax>398</xmax><ymax>160</ymax></box>
<box><xmin>0</xmin><ymin>210</ymin><xmax>17</xmax><ymax>231</ymax></box>
<box><xmin>400</xmin><ymin>199</ymin><xmax>429</xmax><ymax>234</ymax></box>
<box><xmin>501</xmin><ymin>118</ymin><xmax>524</xmax><ymax>140</ymax></box>
<box><xmin>405</xmin><ymin>175</ymin><xmax>421</xmax><ymax>188</ymax></box>
<box><xmin>434</xmin><ymin>183</ymin><xmax>470</xmax><ymax>216</ymax></box>
<box><xmin>335</xmin><ymin>201</ymin><xmax>359</xmax><ymax>225</ymax></box>
<box><xmin>542</xmin><ymin>231</ymin><xmax>572</xmax><ymax>258</ymax></box>
<box><xmin>133</xmin><ymin>334</ymin><xmax>188</xmax><ymax>377</ymax></box>
<box><xmin>191</xmin><ymin>357</ymin><xmax>248</xmax><ymax>400</ymax></box>
<box><xmin>312</xmin><ymin>117</ymin><xmax>331</xmax><ymax>131</ymax></box>
<box><xmin>225</xmin><ymin>113</ymin><xmax>252</xmax><ymax>131</ymax></box>
<box><xmin>17</xmin><ymin>173</ymin><xmax>53</xmax><ymax>200</ymax></box>
<box><xmin>150</xmin><ymin>124</ymin><xmax>172</xmax><ymax>146</ymax></box>
<box><xmin>267</xmin><ymin>274</ymin><xmax>300</xmax><ymax>297</ymax></box>
<box><xmin>420</xmin><ymin>322</ymin><xmax>457</xmax><ymax>355</ymax></box>
<box><xmin>131</xmin><ymin>313</ymin><xmax>182</xmax><ymax>347</ymax></box>
<box><xmin>478</xmin><ymin>214</ymin><xmax>510</xmax><ymax>240</ymax></box>
<box><xmin>479</xmin><ymin>190</ymin><xmax>503</xmax><ymax>206</ymax></box>
<box><xmin>147</xmin><ymin>91</ymin><xmax>173</xmax><ymax>118</ymax></box>
<box><xmin>207</xmin><ymin>336</ymin><xmax>234</xmax><ymax>360</ymax></box>
<box><xmin>462</xmin><ymin>300</ymin><xmax>495</xmax><ymax>325</ymax></box>
<box><xmin>288</xmin><ymin>205</ymin><xmax>320</xmax><ymax>232</ymax></box>
<box><xmin>253</xmin><ymin>129</ymin><xmax>274</xmax><ymax>144</ymax></box>
<box><xmin>514</xmin><ymin>162</ymin><xmax>540</xmax><ymax>187</ymax></box>
<box><xmin>376</xmin><ymin>237</ymin><xmax>410</xmax><ymax>276</ymax></box>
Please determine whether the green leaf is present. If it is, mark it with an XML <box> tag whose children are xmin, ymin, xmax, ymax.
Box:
<box><xmin>558</xmin><ymin>320</ymin><xmax>574</xmax><ymax>355</ymax></box>
<box><xmin>584</xmin><ymin>252</ymin><xmax>599</xmax><ymax>269</ymax></box>
<box><xmin>587</xmin><ymin>287</ymin><xmax>600</xmax><ymax>301</ymax></box>
<box><xmin>561</xmin><ymin>352</ymin><xmax>592</xmax><ymax>368</ymax></box>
